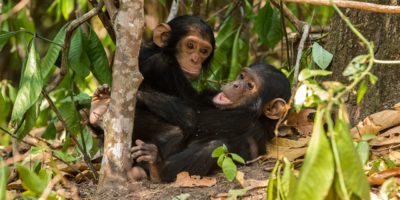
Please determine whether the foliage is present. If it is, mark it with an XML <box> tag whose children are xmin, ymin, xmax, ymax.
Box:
<box><xmin>212</xmin><ymin>144</ymin><xmax>245</xmax><ymax>182</ymax></box>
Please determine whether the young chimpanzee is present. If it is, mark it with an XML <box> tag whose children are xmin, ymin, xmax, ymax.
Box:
<box><xmin>131</xmin><ymin>63</ymin><xmax>291</xmax><ymax>182</ymax></box>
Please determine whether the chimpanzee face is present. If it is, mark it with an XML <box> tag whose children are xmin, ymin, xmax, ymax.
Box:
<box><xmin>213</xmin><ymin>67</ymin><xmax>261</xmax><ymax>109</ymax></box>
<box><xmin>176</xmin><ymin>32</ymin><xmax>213</xmax><ymax>80</ymax></box>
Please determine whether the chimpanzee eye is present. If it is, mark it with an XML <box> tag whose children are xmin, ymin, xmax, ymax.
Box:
<box><xmin>247</xmin><ymin>82</ymin><xmax>254</xmax><ymax>90</ymax></box>
<box><xmin>187</xmin><ymin>42</ymin><xmax>194</xmax><ymax>49</ymax></box>
<box><xmin>239</xmin><ymin>73</ymin><xmax>244</xmax><ymax>79</ymax></box>
<box><xmin>200</xmin><ymin>48</ymin><xmax>208</xmax><ymax>55</ymax></box>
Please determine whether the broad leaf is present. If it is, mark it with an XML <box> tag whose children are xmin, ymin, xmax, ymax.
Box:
<box><xmin>298</xmin><ymin>69</ymin><xmax>332</xmax><ymax>81</ymax></box>
<box><xmin>357</xmin><ymin>141</ymin><xmax>369</xmax><ymax>165</ymax></box>
<box><xmin>42</xmin><ymin>122</ymin><xmax>57</xmax><ymax>140</ymax></box>
<box><xmin>333</xmin><ymin>105</ymin><xmax>370</xmax><ymax>200</ymax></box>
<box><xmin>41</xmin><ymin>25</ymin><xmax>67</xmax><ymax>79</ymax></box>
<box><xmin>212</xmin><ymin>146</ymin><xmax>224</xmax><ymax>158</ymax></box>
<box><xmin>281</xmin><ymin>158</ymin><xmax>296</xmax><ymax>198</ymax></box>
<box><xmin>342</xmin><ymin>55</ymin><xmax>369</xmax><ymax>77</ymax></box>
<box><xmin>255</xmin><ymin>3</ymin><xmax>273</xmax><ymax>45</ymax></box>
<box><xmin>227</xmin><ymin>26</ymin><xmax>242</xmax><ymax>81</ymax></box>
<box><xmin>16</xmin><ymin>104</ymin><xmax>38</xmax><ymax>140</ymax></box>
<box><xmin>17</xmin><ymin>165</ymin><xmax>47</xmax><ymax>194</ymax></box>
<box><xmin>0</xmin><ymin>158</ymin><xmax>8</xmax><ymax>200</ymax></box>
<box><xmin>68</xmin><ymin>27</ymin><xmax>90</xmax><ymax>78</ymax></box>
<box><xmin>356</xmin><ymin>80</ymin><xmax>368</xmax><ymax>104</ymax></box>
<box><xmin>59</xmin><ymin>101</ymin><xmax>82</xmax><ymax>135</ymax></box>
<box><xmin>61</xmin><ymin>0</ymin><xmax>74</xmax><ymax>20</ymax></box>
<box><xmin>231</xmin><ymin>153</ymin><xmax>245</xmax><ymax>165</ymax></box>
<box><xmin>86</xmin><ymin>27</ymin><xmax>112</xmax><ymax>85</ymax></box>
<box><xmin>222</xmin><ymin>157</ymin><xmax>237</xmax><ymax>182</ymax></box>
<box><xmin>312</xmin><ymin>42</ymin><xmax>333</xmax><ymax>69</ymax></box>
<box><xmin>265</xmin><ymin>9</ymin><xmax>283</xmax><ymax>48</ymax></box>
<box><xmin>11</xmin><ymin>42</ymin><xmax>43</xmax><ymax>125</ymax></box>
<box><xmin>289</xmin><ymin>109</ymin><xmax>334</xmax><ymax>200</ymax></box>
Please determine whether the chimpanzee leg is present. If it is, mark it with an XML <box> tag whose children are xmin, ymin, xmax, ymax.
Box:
<box><xmin>159</xmin><ymin>140</ymin><xmax>224</xmax><ymax>182</ymax></box>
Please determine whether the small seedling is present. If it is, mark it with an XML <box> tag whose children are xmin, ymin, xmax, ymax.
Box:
<box><xmin>212</xmin><ymin>144</ymin><xmax>245</xmax><ymax>181</ymax></box>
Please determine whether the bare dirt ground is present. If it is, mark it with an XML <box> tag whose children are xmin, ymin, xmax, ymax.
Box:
<box><xmin>78</xmin><ymin>161</ymin><xmax>275</xmax><ymax>199</ymax></box>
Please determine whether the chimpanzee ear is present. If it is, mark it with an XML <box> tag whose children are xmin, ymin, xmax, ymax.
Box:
<box><xmin>153</xmin><ymin>23</ymin><xmax>171</xmax><ymax>47</ymax></box>
<box><xmin>263</xmin><ymin>98</ymin><xmax>288</xmax><ymax>120</ymax></box>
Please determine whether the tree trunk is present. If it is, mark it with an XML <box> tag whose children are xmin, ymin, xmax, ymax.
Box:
<box><xmin>97</xmin><ymin>0</ymin><xmax>144</xmax><ymax>194</ymax></box>
<box><xmin>325</xmin><ymin>2</ymin><xmax>400</xmax><ymax>125</ymax></box>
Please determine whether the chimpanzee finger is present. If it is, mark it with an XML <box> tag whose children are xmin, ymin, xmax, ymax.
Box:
<box><xmin>131</xmin><ymin>149</ymin><xmax>152</xmax><ymax>160</ymax></box>
<box><xmin>136</xmin><ymin>155</ymin><xmax>155</xmax><ymax>163</ymax></box>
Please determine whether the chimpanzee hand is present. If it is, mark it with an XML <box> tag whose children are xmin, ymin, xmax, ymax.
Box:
<box><xmin>130</xmin><ymin>139</ymin><xmax>160</xmax><ymax>164</ymax></box>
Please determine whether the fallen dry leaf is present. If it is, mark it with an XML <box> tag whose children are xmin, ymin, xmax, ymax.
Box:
<box><xmin>283</xmin><ymin>109</ymin><xmax>315</xmax><ymax>136</ymax></box>
<box><xmin>173</xmin><ymin>171</ymin><xmax>216</xmax><ymax>188</ymax></box>
<box><xmin>351</xmin><ymin>108</ymin><xmax>400</xmax><ymax>139</ymax></box>
<box><xmin>368</xmin><ymin>167</ymin><xmax>400</xmax><ymax>186</ymax></box>
<box><xmin>388</xmin><ymin>150</ymin><xmax>400</xmax><ymax>165</ymax></box>
<box><xmin>236</xmin><ymin>171</ymin><xmax>268</xmax><ymax>189</ymax></box>
<box><xmin>264</xmin><ymin>137</ymin><xmax>309</xmax><ymax>161</ymax></box>
<box><xmin>369</xmin><ymin>126</ymin><xmax>400</xmax><ymax>147</ymax></box>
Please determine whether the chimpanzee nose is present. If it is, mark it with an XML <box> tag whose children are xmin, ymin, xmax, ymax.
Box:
<box><xmin>191</xmin><ymin>54</ymin><xmax>199</xmax><ymax>63</ymax></box>
<box><xmin>233</xmin><ymin>83</ymin><xmax>239</xmax><ymax>88</ymax></box>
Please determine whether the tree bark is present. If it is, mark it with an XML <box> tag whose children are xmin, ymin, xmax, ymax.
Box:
<box><xmin>325</xmin><ymin>1</ymin><xmax>400</xmax><ymax>125</ymax></box>
<box><xmin>97</xmin><ymin>0</ymin><xmax>144</xmax><ymax>194</ymax></box>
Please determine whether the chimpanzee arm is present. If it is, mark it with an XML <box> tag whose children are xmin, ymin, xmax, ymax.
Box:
<box><xmin>137</xmin><ymin>90</ymin><xmax>196</xmax><ymax>130</ymax></box>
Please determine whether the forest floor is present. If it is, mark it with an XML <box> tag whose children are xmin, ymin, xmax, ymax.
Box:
<box><xmin>78</xmin><ymin>161</ymin><xmax>276</xmax><ymax>200</ymax></box>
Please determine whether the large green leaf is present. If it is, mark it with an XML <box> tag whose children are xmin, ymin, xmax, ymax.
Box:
<box><xmin>68</xmin><ymin>27</ymin><xmax>90</xmax><ymax>78</ymax></box>
<box><xmin>61</xmin><ymin>0</ymin><xmax>74</xmax><ymax>20</ymax></box>
<box><xmin>86</xmin><ymin>27</ymin><xmax>112</xmax><ymax>85</ymax></box>
<box><xmin>255</xmin><ymin>3</ymin><xmax>273</xmax><ymax>45</ymax></box>
<box><xmin>59</xmin><ymin>100</ymin><xmax>82</xmax><ymax>135</ymax></box>
<box><xmin>41</xmin><ymin>25</ymin><xmax>67</xmax><ymax>79</ymax></box>
<box><xmin>333</xmin><ymin>105</ymin><xmax>370</xmax><ymax>200</ymax></box>
<box><xmin>265</xmin><ymin>9</ymin><xmax>283</xmax><ymax>48</ymax></box>
<box><xmin>227</xmin><ymin>27</ymin><xmax>242</xmax><ymax>81</ymax></box>
<box><xmin>312</xmin><ymin>42</ymin><xmax>333</xmax><ymax>70</ymax></box>
<box><xmin>11</xmin><ymin>42</ymin><xmax>43</xmax><ymax>125</ymax></box>
<box><xmin>16</xmin><ymin>103</ymin><xmax>38</xmax><ymax>140</ymax></box>
<box><xmin>17</xmin><ymin>165</ymin><xmax>47</xmax><ymax>195</ymax></box>
<box><xmin>290</xmin><ymin>109</ymin><xmax>334</xmax><ymax>200</ymax></box>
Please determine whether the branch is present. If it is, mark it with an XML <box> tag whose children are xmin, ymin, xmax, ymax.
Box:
<box><xmin>42</xmin><ymin>89</ymin><xmax>99</xmax><ymax>179</ymax></box>
<box><xmin>292</xmin><ymin>24</ymin><xmax>311</xmax><ymax>89</ymax></box>
<box><xmin>271</xmin><ymin>0</ymin><xmax>306</xmax><ymax>32</ymax></box>
<box><xmin>46</xmin><ymin>1</ymin><xmax>104</xmax><ymax>92</ymax></box>
<box><xmin>88</xmin><ymin>0</ymin><xmax>116</xmax><ymax>43</ymax></box>
<box><xmin>167</xmin><ymin>0</ymin><xmax>180</xmax><ymax>22</ymax></box>
<box><xmin>103</xmin><ymin>0</ymin><xmax>118</xmax><ymax>21</ymax></box>
<box><xmin>283</xmin><ymin>0</ymin><xmax>400</xmax><ymax>14</ymax></box>
<box><xmin>0</xmin><ymin>0</ymin><xmax>30</xmax><ymax>21</ymax></box>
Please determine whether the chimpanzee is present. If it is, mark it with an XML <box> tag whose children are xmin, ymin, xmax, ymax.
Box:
<box><xmin>89</xmin><ymin>15</ymin><xmax>215</xmax><ymax>139</ymax></box>
<box><xmin>130</xmin><ymin>63</ymin><xmax>291</xmax><ymax>182</ymax></box>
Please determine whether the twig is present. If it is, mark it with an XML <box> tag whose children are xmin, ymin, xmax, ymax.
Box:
<box><xmin>103</xmin><ymin>0</ymin><xmax>118</xmax><ymax>21</ymax></box>
<box><xmin>271</xmin><ymin>0</ymin><xmax>306</xmax><ymax>32</ymax></box>
<box><xmin>246</xmin><ymin>156</ymin><xmax>263</xmax><ymax>165</ymax></box>
<box><xmin>206</xmin><ymin>3</ymin><xmax>230</xmax><ymax>21</ymax></box>
<box><xmin>41</xmin><ymin>90</ymin><xmax>99</xmax><ymax>179</ymax></box>
<box><xmin>0</xmin><ymin>0</ymin><xmax>30</xmax><ymax>21</ymax></box>
<box><xmin>292</xmin><ymin>24</ymin><xmax>311</xmax><ymax>90</ymax></box>
<box><xmin>46</xmin><ymin>1</ymin><xmax>104</xmax><ymax>93</ymax></box>
<box><xmin>283</xmin><ymin>0</ymin><xmax>400</xmax><ymax>14</ymax></box>
<box><xmin>39</xmin><ymin>175</ymin><xmax>62</xmax><ymax>200</ymax></box>
<box><xmin>214</xmin><ymin>0</ymin><xmax>242</xmax><ymax>31</ymax></box>
<box><xmin>88</xmin><ymin>0</ymin><xmax>116</xmax><ymax>43</ymax></box>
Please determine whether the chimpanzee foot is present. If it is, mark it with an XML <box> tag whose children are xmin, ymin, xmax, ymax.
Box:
<box><xmin>89</xmin><ymin>84</ymin><xmax>111</xmax><ymax>128</ymax></box>
<box><xmin>128</xmin><ymin>166</ymin><xmax>148</xmax><ymax>181</ymax></box>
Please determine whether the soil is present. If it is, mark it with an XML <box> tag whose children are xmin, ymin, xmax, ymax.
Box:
<box><xmin>78</xmin><ymin>160</ymin><xmax>275</xmax><ymax>200</ymax></box>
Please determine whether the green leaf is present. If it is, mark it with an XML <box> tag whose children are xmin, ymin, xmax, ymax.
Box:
<box><xmin>231</xmin><ymin>153</ymin><xmax>245</xmax><ymax>165</ymax></box>
<box><xmin>217</xmin><ymin>155</ymin><xmax>224</xmax><ymax>168</ymax></box>
<box><xmin>228</xmin><ymin>188</ymin><xmax>249</xmax><ymax>200</ymax></box>
<box><xmin>16</xmin><ymin>104</ymin><xmax>38</xmax><ymax>140</ymax></box>
<box><xmin>356</xmin><ymin>80</ymin><xmax>368</xmax><ymax>104</ymax></box>
<box><xmin>333</xmin><ymin>105</ymin><xmax>370</xmax><ymax>200</ymax></box>
<box><xmin>11</xmin><ymin>42</ymin><xmax>43</xmax><ymax>125</ymax></box>
<box><xmin>212</xmin><ymin>146</ymin><xmax>225</xmax><ymax>158</ymax></box>
<box><xmin>361</xmin><ymin>133</ymin><xmax>376</xmax><ymax>141</ymax></box>
<box><xmin>357</xmin><ymin>141</ymin><xmax>370</xmax><ymax>165</ymax></box>
<box><xmin>289</xmin><ymin>109</ymin><xmax>334</xmax><ymax>200</ymax></box>
<box><xmin>312</xmin><ymin>42</ymin><xmax>333</xmax><ymax>69</ymax></box>
<box><xmin>298</xmin><ymin>69</ymin><xmax>332</xmax><ymax>81</ymax></box>
<box><xmin>255</xmin><ymin>3</ymin><xmax>273</xmax><ymax>45</ymax></box>
<box><xmin>281</xmin><ymin>158</ymin><xmax>296</xmax><ymax>198</ymax></box>
<box><xmin>41</xmin><ymin>25</ymin><xmax>67</xmax><ymax>79</ymax></box>
<box><xmin>0</xmin><ymin>159</ymin><xmax>8</xmax><ymax>200</ymax></box>
<box><xmin>227</xmin><ymin>26</ymin><xmax>242</xmax><ymax>81</ymax></box>
<box><xmin>222</xmin><ymin>157</ymin><xmax>237</xmax><ymax>182</ymax></box>
<box><xmin>68</xmin><ymin>27</ymin><xmax>91</xmax><ymax>78</ymax></box>
<box><xmin>42</xmin><ymin>122</ymin><xmax>57</xmax><ymax>140</ymax></box>
<box><xmin>77</xmin><ymin>128</ymin><xmax>94</xmax><ymax>155</ymax></box>
<box><xmin>54</xmin><ymin>150</ymin><xmax>79</xmax><ymax>162</ymax></box>
<box><xmin>368</xmin><ymin>73</ymin><xmax>378</xmax><ymax>85</ymax></box>
<box><xmin>0</xmin><ymin>31</ymin><xmax>13</xmax><ymax>51</ymax></box>
<box><xmin>172</xmin><ymin>193</ymin><xmax>191</xmax><ymax>200</ymax></box>
<box><xmin>343</xmin><ymin>55</ymin><xmax>370</xmax><ymax>77</ymax></box>
<box><xmin>61</xmin><ymin>0</ymin><xmax>74</xmax><ymax>20</ymax></box>
<box><xmin>60</xmin><ymin>92</ymin><xmax>91</xmax><ymax>106</ymax></box>
<box><xmin>265</xmin><ymin>9</ymin><xmax>283</xmax><ymax>48</ymax></box>
<box><xmin>216</xmin><ymin>17</ymin><xmax>235</xmax><ymax>47</ymax></box>
<box><xmin>17</xmin><ymin>165</ymin><xmax>47</xmax><ymax>194</ymax></box>
<box><xmin>86</xmin><ymin>27</ymin><xmax>112</xmax><ymax>85</ymax></box>
<box><xmin>267</xmin><ymin>160</ymin><xmax>280</xmax><ymax>200</ymax></box>
<box><xmin>59</xmin><ymin>100</ymin><xmax>82</xmax><ymax>135</ymax></box>
<box><xmin>222</xmin><ymin>144</ymin><xmax>228</xmax><ymax>152</ymax></box>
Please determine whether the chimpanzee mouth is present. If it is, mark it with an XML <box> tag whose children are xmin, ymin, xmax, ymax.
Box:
<box><xmin>213</xmin><ymin>92</ymin><xmax>233</xmax><ymax>106</ymax></box>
